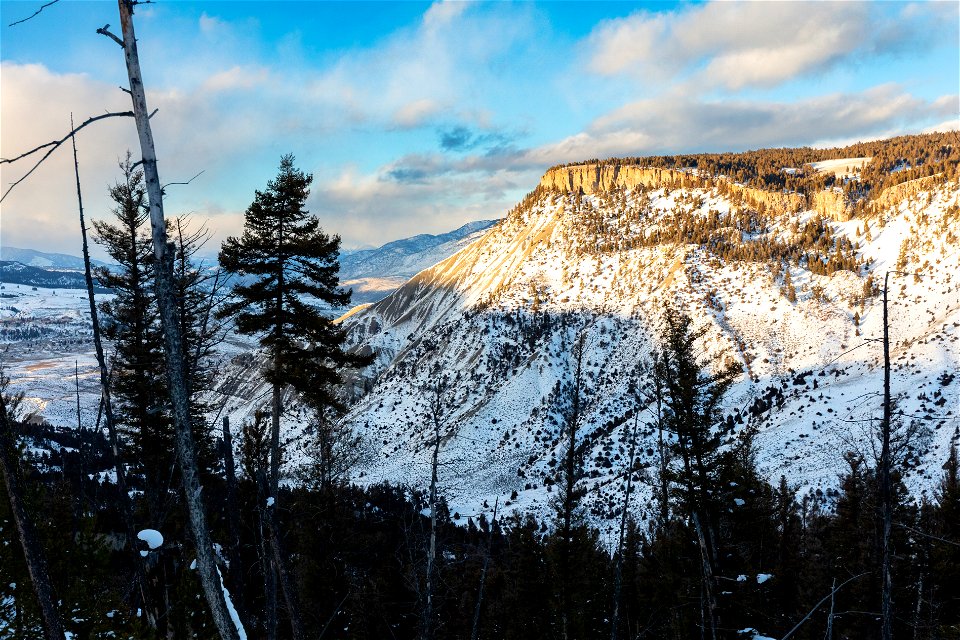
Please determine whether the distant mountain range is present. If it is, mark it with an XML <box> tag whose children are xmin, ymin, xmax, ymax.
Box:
<box><xmin>338</xmin><ymin>220</ymin><xmax>499</xmax><ymax>305</ymax></box>
<box><xmin>0</xmin><ymin>246</ymin><xmax>109</xmax><ymax>270</ymax></box>
<box><xmin>0</xmin><ymin>220</ymin><xmax>499</xmax><ymax>303</ymax></box>
<box><xmin>0</xmin><ymin>261</ymin><xmax>110</xmax><ymax>292</ymax></box>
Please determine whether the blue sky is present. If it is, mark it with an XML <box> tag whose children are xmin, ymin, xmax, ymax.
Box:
<box><xmin>1</xmin><ymin>1</ymin><xmax>957</xmax><ymax>257</ymax></box>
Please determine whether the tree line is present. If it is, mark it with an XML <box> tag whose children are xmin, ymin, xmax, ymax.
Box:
<box><xmin>553</xmin><ymin>132</ymin><xmax>960</xmax><ymax>201</ymax></box>
<box><xmin>2</xmin><ymin>286</ymin><xmax>959</xmax><ymax>638</ymax></box>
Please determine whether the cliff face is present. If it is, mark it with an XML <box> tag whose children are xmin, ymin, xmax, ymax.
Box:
<box><xmin>874</xmin><ymin>174</ymin><xmax>944</xmax><ymax>211</ymax></box>
<box><xmin>538</xmin><ymin>164</ymin><xmax>688</xmax><ymax>194</ymax></box>
<box><xmin>811</xmin><ymin>189</ymin><xmax>854</xmax><ymax>222</ymax></box>
<box><xmin>540</xmin><ymin>163</ymin><xmax>807</xmax><ymax>217</ymax></box>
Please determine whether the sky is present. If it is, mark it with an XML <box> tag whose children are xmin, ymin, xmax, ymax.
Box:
<box><xmin>1</xmin><ymin>0</ymin><xmax>958</xmax><ymax>259</ymax></box>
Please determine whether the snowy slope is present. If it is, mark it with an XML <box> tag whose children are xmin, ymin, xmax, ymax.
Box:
<box><xmin>324</xmin><ymin>174</ymin><xmax>960</xmax><ymax>536</ymax></box>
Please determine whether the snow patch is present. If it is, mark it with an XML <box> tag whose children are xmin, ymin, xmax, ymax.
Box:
<box><xmin>137</xmin><ymin>528</ymin><xmax>163</xmax><ymax>550</ymax></box>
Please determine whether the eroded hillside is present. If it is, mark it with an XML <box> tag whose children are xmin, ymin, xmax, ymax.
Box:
<box><xmin>331</xmin><ymin>160</ymin><xmax>960</xmax><ymax>535</ymax></box>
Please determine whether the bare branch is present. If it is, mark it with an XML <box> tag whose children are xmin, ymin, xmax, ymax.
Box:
<box><xmin>162</xmin><ymin>169</ymin><xmax>205</xmax><ymax>192</ymax></box>
<box><xmin>96</xmin><ymin>24</ymin><xmax>124</xmax><ymax>47</ymax></box>
<box><xmin>781</xmin><ymin>572</ymin><xmax>870</xmax><ymax>640</ymax></box>
<box><xmin>896</xmin><ymin>522</ymin><xmax>960</xmax><ymax>549</ymax></box>
<box><xmin>1</xmin><ymin>111</ymin><xmax>134</xmax><ymax>203</ymax></box>
<box><xmin>7</xmin><ymin>0</ymin><xmax>60</xmax><ymax>27</ymax></box>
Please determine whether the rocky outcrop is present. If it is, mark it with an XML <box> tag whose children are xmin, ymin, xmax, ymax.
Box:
<box><xmin>811</xmin><ymin>189</ymin><xmax>854</xmax><ymax>222</ymax></box>
<box><xmin>540</xmin><ymin>163</ymin><xmax>804</xmax><ymax>216</ymax></box>
<box><xmin>538</xmin><ymin>164</ymin><xmax>691</xmax><ymax>194</ymax></box>
<box><xmin>874</xmin><ymin>174</ymin><xmax>946</xmax><ymax>211</ymax></box>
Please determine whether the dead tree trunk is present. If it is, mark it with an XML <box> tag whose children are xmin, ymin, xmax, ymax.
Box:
<box><xmin>73</xmin><ymin>360</ymin><xmax>86</xmax><ymax>523</ymax></box>
<box><xmin>268</xmin><ymin>514</ymin><xmax>304</xmax><ymax>640</ymax></box>
<box><xmin>652</xmin><ymin>354</ymin><xmax>669</xmax><ymax>528</ymax></box>
<box><xmin>610</xmin><ymin>413</ymin><xmax>639</xmax><ymax>640</ymax></box>
<box><xmin>470</xmin><ymin>497</ymin><xmax>498</xmax><ymax>640</ymax></box>
<box><xmin>256</xmin><ymin>467</ymin><xmax>277</xmax><ymax>640</ymax></box>
<box><xmin>881</xmin><ymin>271</ymin><xmax>893</xmax><ymax>640</ymax></box>
<box><xmin>559</xmin><ymin>338</ymin><xmax>586</xmax><ymax>640</ymax></box>
<box><xmin>0</xmin><ymin>391</ymin><xmax>66</xmax><ymax>640</ymax></box>
<box><xmin>692</xmin><ymin>512</ymin><xmax>718</xmax><ymax>640</ymax></box>
<box><xmin>422</xmin><ymin>419</ymin><xmax>440</xmax><ymax>640</ymax></box>
<box><xmin>70</xmin><ymin>116</ymin><xmax>157</xmax><ymax>628</ymax></box>
<box><xmin>222</xmin><ymin>416</ymin><xmax>247</xmax><ymax>624</ymax></box>
<box><xmin>101</xmin><ymin>4</ymin><xmax>241</xmax><ymax>638</ymax></box>
<box><xmin>266</xmin><ymin>382</ymin><xmax>306</xmax><ymax>639</ymax></box>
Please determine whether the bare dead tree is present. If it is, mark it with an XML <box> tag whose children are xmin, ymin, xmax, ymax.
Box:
<box><xmin>73</xmin><ymin>360</ymin><xmax>86</xmax><ymax>519</ymax></box>
<box><xmin>4</xmin><ymin>2</ymin><xmax>239</xmax><ymax>636</ymax></box>
<box><xmin>421</xmin><ymin>377</ymin><xmax>453</xmax><ymax>640</ymax></box>
<box><xmin>880</xmin><ymin>271</ymin><xmax>893</xmax><ymax>640</ymax></box>
<box><xmin>558</xmin><ymin>334</ymin><xmax>590</xmax><ymax>640</ymax></box>
<box><xmin>781</xmin><ymin>573</ymin><xmax>868</xmax><ymax>640</ymax></box>
<box><xmin>878</xmin><ymin>269</ymin><xmax>921</xmax><ymax>640</ymax></box>
<box><xmin>470</xmin><ymin>497</ymin><xmax>498</xmax><ymax>640</ymax></box>
<box><xmin>610</xmin><ymin>410</ymin><xmax>640</xmax><ymax>640</ymax></box>
<box><xmin>98</xmin><ymin>3</ymin><xmax>241</xmax><ymax>638</ymax></box>
<box><xmin>0</xmin><ymin>378</ymin><xmax>66</xmax><ymax>640</ymax></box>
<box><xmin>70</xmin><ymin>115</ymin><xmax>157</xmax><ymax>627</ymax></box>
<box><xmin>7</xmin><ymin>0</ymin><xmax>60</xmax><ymax>26</ymax></box>
<box><xmin>1</xmin><ymin>110</ymin><xmax>135</xmax><ymax>203</ymax></box>
<box><xmin>222</xmin><ymin>416</ymin><xmax>247</xmax><ymax>625</ymax></box>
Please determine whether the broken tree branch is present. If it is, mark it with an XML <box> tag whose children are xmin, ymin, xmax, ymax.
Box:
<box><xmin>7</xmin><ymin>0</ymin><xmax>60</xmax><ymax>27</ymax></box>
<box><xmin>162</xmin><ymin>169</ymin><xmax>205</xmax><ymax>192</ymax></box>
<box><xmin>0</xmin><ymin>110</ymin><xmax>134</xmax><ymax>203</ymax></box>
<box><xmin>96</xmin><ymin>24</ymin><xmax>124</xmax><ymax>47</ymax></box>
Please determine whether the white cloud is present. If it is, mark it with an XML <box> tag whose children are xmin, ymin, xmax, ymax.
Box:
<box><xmin>423</xmin><ymin>1</ymin><xmax>470</xmax><ymax>32</ymax></box>
<box><xmin>199</xmin><ymin>65</ymin><xmax>270</xmax><ymax>93</ymax></box>
<box><xmin>312</xmin><ymin>164</ymin><xmax>517</xmax><ymax>248</ymax></box>
<box><xmin>392</xmin><ymin>99</ymin><xmax>444</xmax><ymax>129</ymax></box>
<box><xmin>580</xmin><ymin>85</ymin><xmax>955</xmax><ymax>155</ymax></box>
<box><xmin>922</xmin><ymin>119</ymin><xmax>960</xmax><ymax>134</ymax></box>
<box><xmin>586</xmin><ymin>1</ymin><xmax>948</xmax><ymax>90</ymax></box>
<box><xmin>438</xmin><ymin>86</ymin><xmax>957</xmax><ymax>170</ymax></box>
<box><xmin>0</xmin><ymin>61</ymin><xmax>281</xmax><ymax>256</ymax></box>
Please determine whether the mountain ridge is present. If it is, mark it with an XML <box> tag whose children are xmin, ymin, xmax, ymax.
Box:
<box><xmin>312</xmin><ymin>145</ymin><xmax>960</xmax><ymax>533</ymax></box>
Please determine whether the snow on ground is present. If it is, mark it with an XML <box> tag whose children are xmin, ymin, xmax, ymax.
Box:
<box><xmin>137</xmin><ymin>529</ymin><xmax>164</xmax><ymax>550</ymax></box>
<box><xmin>807</xmin><ymin>157</ymin><xmax>872</xmax><ymax>179</ymax></box>
<box><xmin>0</xmin><ymin>286</ymin><xmax>104</xmax><ymax>424</ymax></box>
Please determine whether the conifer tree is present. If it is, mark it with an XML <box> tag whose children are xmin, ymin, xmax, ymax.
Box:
<box><xmin>93</xmin><ymin>157</ymin><xmax>171</xmax><ymax>521</ymax></box>
<box><xmin>218</xmin><ymin>153</ymin><xmax>371</xmax><ymax>639</ymax></box>
<box><xmin>652</xmin><ymin>305</ymin><xmax>739</xmax><ymax>639</ymax></box>
<box><xmin>931</xmin><ymin>439</ymin><xmax>960</xmax><ymax>633</ymax></box>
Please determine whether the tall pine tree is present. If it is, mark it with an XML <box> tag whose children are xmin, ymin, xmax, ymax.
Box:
<box><xmin>93</xmin><ymin>156</ymin><xmax>171</xmax><ymax>523</ymax></box>
<box><xmin>218</xmin><ymin>153</ymin><xmax>371</xmax><ymax>639</ymax></box>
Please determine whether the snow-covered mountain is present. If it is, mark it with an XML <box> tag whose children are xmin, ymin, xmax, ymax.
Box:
<box><xmin>306</xmin><ymin>159</ymin><xmax>960</xmax><ymax>535</ymax></box>
<box><xmin>338</xmin><ymin>220</ymin><xmax>498</xmax><ymax>305</ymax></box>
<box><xmin>0</xmin><ymin>246</ymin><xmax>108</xmax><ymax>271</ymax></box>
<box><xmin>0</xmin><ymin>261</ymin><xmax>108</xmax><ymax>291</ymax></box>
